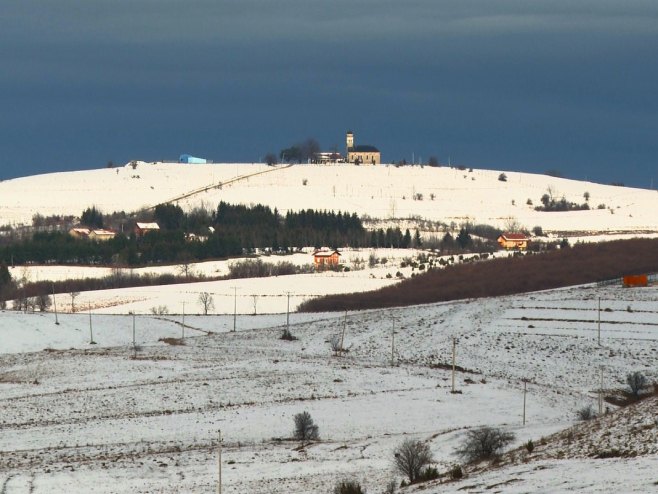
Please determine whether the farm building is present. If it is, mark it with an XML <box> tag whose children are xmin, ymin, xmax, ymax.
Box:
<box><xmin>313</xmin><ymin>249</ymin><xmax>341</xmax><ymax>271</ymax></box>
<box><xmin>88</xmin><ymin>229</ymin><xmax>116</xmax><ymax>242</ymax></box>
<box><xmin>313</xmin><ymin>151</ymin><xmax>345</xmax><ymax>164</ymax></box>
<box><xmin>497</xmin><ymin>232</ymin><xmax>530</xmax><ymax>250</ymax></box>
<box><xmin>179</xmin><ymin>154</ymin><xmax>210</xmax><ymax>164</ymax></box>
<box><xmin>134</xmin><ymin>222</ymin><xmax>160</xmax><ymax>237</ymax></box>
<box><xmin>69</xmin><ymin>227</ymin><xmax>91</xmax><ymax>239</ymax></box>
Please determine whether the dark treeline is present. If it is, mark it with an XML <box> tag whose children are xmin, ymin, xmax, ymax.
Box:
<box><xmin>298</xmin><ymin>238</ymin><xmax>658</xmax><ymax>312</ymax></box>
<box><xmin>1</xmin><ymin>202</ymin><xmax>411</xmax><ymax>266</ymax></box>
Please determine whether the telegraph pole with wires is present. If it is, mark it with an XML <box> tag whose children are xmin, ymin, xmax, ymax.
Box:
<box><xmin>390</xmin><ymin>316</ymin><xmax>396</xmax><ymax>366</ymax></box>
<box><xmin>181</xmin><ymin>302</ymin><xmax>185</xmax><ymax>339</ymax></box>
<box><xmin>522</xmin><ymin>379</ymin><xmax>528</xmax><ymax>425</ymax></box>
<box><xmin>597</xmin><ymin>297</ymin><xmax>601</xmax><ymax>346</ymax></box>
<box><xmin>217</xmin><ymin>429</ymin><xmax>222</xmax><ymax>494</ymax></box>
<box><xmin>52</xmin><ymin>283</ymin><xmax>59</xmax><ymax>325</ymax></box>
<box><xmin>451</xmin><ymin>337</ymin><xmax>457</xmax><ymax>393</ymax></box>
<box><xmin>88</xmin><ymin>303</ymin><xmax>96</xmax><ymax>345</ymax></box>
<box><xmin>340</xmin><ymin>311</ymin><xmax>347</xmax><ymax>356</ymax></box>
<box><xmin>232</xmin><ymin>287</ymin><xmax>237</xmax><ymax>332</ymax></box>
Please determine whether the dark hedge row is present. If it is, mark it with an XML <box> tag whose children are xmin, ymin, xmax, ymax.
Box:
<box><xmin>298</xmin><ymin>239</ymin><xmax>658</xmax><ymax>312</ymax></box>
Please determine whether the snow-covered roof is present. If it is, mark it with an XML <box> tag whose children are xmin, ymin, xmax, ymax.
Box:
<box><xmin>90</xmin><ymin>229</ymin><xmax>116</xmax><ymax>236</ymax></box>
<box><xmin>313</xmin><ymin>249</ymin><xmax>341</xmax><ymax>258</ymax></box>
<box><xmin>135</xmin><ymin>222</ymin><xmax>160</xmax><ymax>230</ymax></box>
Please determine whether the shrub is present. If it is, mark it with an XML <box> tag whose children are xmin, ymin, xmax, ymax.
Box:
<box><xmin>281</xmin><ymin>328</ymin><xmax>297</xmax><ymax>341</ymax></box>
<box><xmin>627</xmin><ymin>371</ymin><xmax>648</xmax><ymax>398</ymax></box>
<box><xmin>449</xmin><ymin>464</ymin><xmax>463</xmax><ymax>480</ymax></box>
<box><xmin>330</xmin><ymin>334</ymin><xmax>343</xmax><ymax>355</ymax></box>
<box><xmin>333</xmin><ymin>480</ymin><xmax>364</xmax><ymax>494</ymax></box>
<box><xmin>393</xmin><ymin>439</ymin><xmax>434</xmax><ymax>484</ymax></box>
<box><xmin>455</xmin><ymin>426</ymin><xmax>515</xmax><ymax>463</ymax></box>
<box><xmin>417</xmin><ymin>466</ymin><xmax>439</xmax><ymax>482</ymax></box>
<box><xmin>293</xmin><ymin>411</ymin><xmax>319</xmax><ymax>445</ymax></box>
<box><xmin>576</xmin><ymin>404</ymin><xmax>597</xmax><ymax>421</ymax></box>
<box><xmin>525</xmin><ymin>439</ymin><xmax>534</xmax><ymax>454</ymax></box>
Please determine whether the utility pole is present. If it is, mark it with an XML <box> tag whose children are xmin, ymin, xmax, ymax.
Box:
<box><xmin>132</xmin><ymin>312</ymin><xmax>136</xmax><ymax>358</ymax></box>
<box><xmin>181</xmin><ymin>302</ymin><xmax>185</xmax><ymax>339</ymax></box>
<box><xmin>286</xmin><ymin>292</ymin><xmax>291</xmax><ymax>334</ymax></box>
<box><xmin>523</xmin><ymin>379</ymin><xmax>527</xmax><ymax>426</ymax></box>
<box><xmin>598</xmin><ymin>366</ymin><xmax>604</xmax><ymax>416</ymax></box>
<box><xmin>52</xmin><ymin>283</ymin><xmax>59</xmax><ymax>325</ymax></box>
<box><xmin>390</xmin><ymin>317</ymin><xmax>396</xmax><ymax>366</ymax></box>
<box><xmin>217</xmin><ymin>429</ymin><xmax>222</xmax><ymax>494</ymax></box>
<box><xmin>340</xmin><ymin>311</ymin><xmax>347</xmax><ymax>356</ymax></box>
<box><xmin>451</xmin><ymin>337</ymin><xmax>457</xmax><ymax>393</ymax></box>
<box><xmin>597</xmin><ymin>297</ymin><xmax>601</xmax><ymax>346</ymax></box>
<box><xmin>88</xmin><ymin>302</ymin><xmax>95</xmax><ymax>344</ymax></box>
<box><xmin>232</xmin><ymin>287</ymin><xmax>237</xmax><ymax>332</ymax></box>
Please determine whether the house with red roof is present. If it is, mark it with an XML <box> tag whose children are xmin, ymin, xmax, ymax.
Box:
<box><xmin>313</xmin><ymin>249</ymin><xmax>341</xmax><ymax>271</ymax></box>
<box><xmin>497</xmin><ymin>232</ymin><xmax>530</xmax><ymax>250</ymax></box>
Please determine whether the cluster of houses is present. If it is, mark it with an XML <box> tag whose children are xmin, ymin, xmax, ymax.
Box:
<box><xmin>68</xmin><ymin>222</ymin><xmax>161</xmax><ymax>242</ymax></box>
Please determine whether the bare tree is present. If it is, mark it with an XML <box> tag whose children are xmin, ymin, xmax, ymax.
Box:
<box><xmin>26</xmin><ymin>296</ymin><xmax>38</xmax><ymax>313</ymax></box>
<box><xmin>455</xmin><ymin>426</ymin><xmax>515</xmax><ymax>463</ymax></box>
<box><xmin>70</xmin><ymin>291</ymin><xmax>80</xmax><ymax>313</ymax></box>
<box><xmin>504</xmin><ymin>217</ymin><xmax>521</xmax><ymax>233</ymax></box>
<box><xmin>299</xmin><ymin>138</ymin><xmax>320</xmax><ymax>162</ymax></box>
<box><xmin>264</xmin><ymin>153</ymin><xmax>277</xmax><ymax>166</ymax></box>
<box><xmin>394</xmin><ymin>439</ymin><xmax>434</xmax><ymax>484</ymax></box>
<box><xmin>293</xmin><ymin>411</ymin><xmax>319</xmax><ymax>446</ymax></box>
<box><xmin>37</xmin><ymin>293</ymin><xmax>52</xmax><ymax>312</ymax></box>
<box><xmin>177</xmin><ymin>252</ymin><xmax>195</xmax><ymax>280</ymax></box>
<box><xmin>627</xmin><ymin>371</ymin><xmax>648</xmax><ymax>399</ymax></box>
<box><xmin>198</xmin><ymin>292</ymin><xmax>215</xmax><ymax>315</ymax></box>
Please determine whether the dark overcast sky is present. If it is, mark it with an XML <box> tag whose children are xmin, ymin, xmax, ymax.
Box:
<box><xmin>1</xmin><ymin>1</ymin><xmax>657</xmax><ymax>187</ymax></box>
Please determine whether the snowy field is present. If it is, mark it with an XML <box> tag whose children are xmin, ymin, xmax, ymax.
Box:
<box><xmin>1</xmin><ymin>283</ymin><xmax>656</xmax><ymax>493</ymax></box>
<box><xmin>2</xmin><ymin>162</ymin><xmax>658</xmax><ymax>234</ymax></box>
<box><xmin>7</xmin><ymin>248</ymin><xmax>434</xmax><ymax>315</ymax></box>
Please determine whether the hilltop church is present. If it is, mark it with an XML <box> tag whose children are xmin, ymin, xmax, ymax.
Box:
<box><xmin>346</xmin><ymin>130</ymin><xmax>381</xmax><ymax>165</ymax></box>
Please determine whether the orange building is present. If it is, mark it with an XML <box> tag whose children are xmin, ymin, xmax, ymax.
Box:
<box><xmin>313</xmin><ymin>249</ymin><xmax>341</xmax><ymax>271</ymax></box>
<box><xmin>497</xmin><ymin>232</ymin><xmax>530</xmax><ymax>250</ymax></box>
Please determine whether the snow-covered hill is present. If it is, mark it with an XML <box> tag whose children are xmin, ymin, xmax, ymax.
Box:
<box><xmin>2</xmin><ymin>161</ymin><xmax>658</xmax><ymax>234</ymax></box>
<box><xmin>0</xmin><ymin>283</ymin><xmax>656</xmax><ymax>492</ymax></box>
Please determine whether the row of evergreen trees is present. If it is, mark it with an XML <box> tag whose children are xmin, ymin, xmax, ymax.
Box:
<box><xmin>1</xmin><ymin>203</ymin><xmax>419</xmax><ymax>266</ymax></box>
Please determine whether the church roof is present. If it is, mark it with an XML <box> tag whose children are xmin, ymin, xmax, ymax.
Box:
<box><xmin>351</xmin><ymin>144</ymin><xmax>379</xmax><ymax>152</ymax></box>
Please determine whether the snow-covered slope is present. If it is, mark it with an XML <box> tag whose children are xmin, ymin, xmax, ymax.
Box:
<box><xmin>0</xmin><ymin>283</ymin><xmax>656</xmax><ymax>492</ymax></box>
<box><xmin>1</xmin><ymin>162</ymin><xmax>657</xmax><ymax>233</ymax></box>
